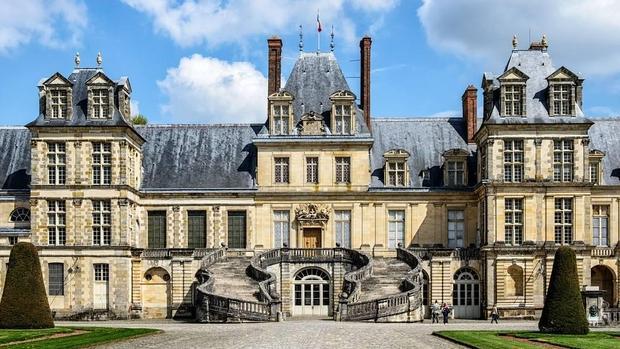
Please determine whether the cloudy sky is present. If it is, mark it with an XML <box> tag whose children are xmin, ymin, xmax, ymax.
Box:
<box><xmin>1</xmin><ymin>0</ymin><xmax>620</xmax><ymax>125</ymax></box>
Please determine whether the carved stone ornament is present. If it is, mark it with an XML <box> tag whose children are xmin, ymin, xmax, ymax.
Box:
<box><xmin>73</xmin><ymin>199</ymin><xmax>82</xmax><ymax>207</ymax></box>
<box><xmin>29</xmin><ymin>199</ymin><xmax>38</xmax><ymax>207</ymax></box>
<box><xmin>295</xmin><ymin>203</ymin><xmax>330</xmax><ymax>227</ymax></box>
<box><xmin>297</xmin><ymin>111</ymin><xmax>326</xmax><ymax>136</ymax></box>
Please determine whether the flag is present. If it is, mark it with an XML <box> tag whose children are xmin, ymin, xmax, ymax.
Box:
<box><xmin>317</xmin><ymin>11</ymin><xmax>322</xmax><ymax>32</ymax></box>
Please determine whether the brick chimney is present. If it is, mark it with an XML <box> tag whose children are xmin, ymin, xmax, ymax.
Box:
<box><xmin>462</xmin><ymin>85</ymin><xmax>477</xmax><ymax>144</ymax></box>
<box><xmin>360</xmin><ymin>36</ymin><xmax>372</xmax><ymax>131</ymax></box>
<box><xmin>267</xmin><ymin>36</ymin><xmax>282</xmax><ymax>96</ymax></box>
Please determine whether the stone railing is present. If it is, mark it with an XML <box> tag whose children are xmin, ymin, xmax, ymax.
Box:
<box><xmin>339</xmin><ymin>247</ymin><xmax>423</xmax><ymax>322</ymax></box>
<box><xmin>339</xmin><ymin>250</ymin><xmax>373</xmax><ymax>305</ymax></box>
<box><xmin>591</xmin><ymin>247</ymin><xmax>615</xmax><ymax>257</ymax></box>
<box><xmin>407</xmin><ymin>246</ymin><xmax>480</xmax><ymax>261</ymax></box>
<box><xmin>603</xmin><ymin>307</ymin><xmax>620</xmax><ymax>325</ymax></box>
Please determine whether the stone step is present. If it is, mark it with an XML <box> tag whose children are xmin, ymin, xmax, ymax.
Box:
<box><xmin>207</xmin><ymin>257</ymin><xmax>260</xmax><ymax>302</ymax></box>
<box><xmin>358</xmin><ymin>258</ymin><xmax>411</xmax><ymax>302</ymax></box>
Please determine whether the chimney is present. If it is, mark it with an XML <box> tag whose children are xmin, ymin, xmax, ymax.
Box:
<box><xmin>360</xmin><ymin>36</ymin><xmax>372</xmax><ymax>131</ymax></box>
<box><xmin>462</xmin><ymin>85</ymin><xmax>478</xmax><ymax>144</ymax></box>
<box><xmin>267</xmin><ymin>36</ymin><xmax>282</xmax><ymax>96</ymax></box>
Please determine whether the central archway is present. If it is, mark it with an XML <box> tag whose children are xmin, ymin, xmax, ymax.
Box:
<box><xmin>591</xmin><ymin>265</ymin><xmax>615</xmax><ymax>306</ymax></box>
<box><xmin>292</xmin><ymin>267</ymin><xmax>331</xmax><ymax>317</ymax></box>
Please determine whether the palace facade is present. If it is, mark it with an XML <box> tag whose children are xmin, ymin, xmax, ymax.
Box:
<box><xmin>0</xmin><ymin>34</ymin><xmax>619</xmax><ymax>321</ymax></box>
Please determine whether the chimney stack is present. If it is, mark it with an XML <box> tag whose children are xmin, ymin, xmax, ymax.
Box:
<box><xmin>462</xmin><ymin>85</ymin><xmax>478</xmax><ymax>144</ymax></box>
<box><xmin>267</xmin><ymin>37</ymin><xmax>282</xmax><ymax>96</ymax></box>
<box><xmin>360</xmin><ymin>36</ymin><xmax>372</xmax><ymax>131</ymax></box>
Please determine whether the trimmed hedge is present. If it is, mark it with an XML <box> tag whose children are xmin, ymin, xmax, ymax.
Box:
<box><xmin>0</xmin><ymin>242</ymin><xmax>54</xmax><ymax>328</ymax></box>
<box><xmin>538</xmin><ymin>246</ymin><xmax>588</xmax><ymax>334</ymax></box>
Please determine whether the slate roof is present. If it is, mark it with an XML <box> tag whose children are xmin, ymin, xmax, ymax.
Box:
<box><xmin>0</xmin><ymin>127</ymin><xmax>30</xmax><ymax>190</ymax></box>
<box><xmin>588</xmin><ymin>118</ymin><xmax>620</xmax><ymax>185</ymax></box>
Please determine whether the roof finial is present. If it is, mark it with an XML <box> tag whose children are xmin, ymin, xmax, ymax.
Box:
<box><xmin>512</xmin><ymin>35</ymin><xmax>518</xmax><ymax>50</ymax></box>
<box><xmin>299</xmin><ymin>25</ymin><xmax>304</xmax><ymax>52</ymax></box>
<box><xmin>330</xmin><ymin>25</ymin><xmax>335</xmax><ymax>52</ymax></box>
<box><xmin>74</xmin><ymin>52</ymin><xmax>80</xmax><ymax>67</ymax></box>
<box><xmin>541</xmin><ymin>34</ymin><xmax>548</xmax><ymax>48</ymax></box>
<box><xmin>96</xmin><ymin>51</ymin><xmax>102</xmax><ymax>67</ymax></box>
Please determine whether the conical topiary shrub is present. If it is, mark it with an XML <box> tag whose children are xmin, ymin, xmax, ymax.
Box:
<box><xmin>538</xmin><ymin>246</ymin><xmax>588</xmax><ymax>334</ymax></box>
<box><xmin>0</xmin><ymin>242</ymin><xmax>54</xmax><ymax>328</ymax></box>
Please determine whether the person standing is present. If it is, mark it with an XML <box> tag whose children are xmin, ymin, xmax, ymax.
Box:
<box><xmin>442</xmin><ymin>303</ymin><xmax>450</xmax><ymax>324</ymax></box>
<box><xmin>491</xmin><ymin>305</ymin><xmax>499</xmax><ymax>324</ymax></box>
<box><xmin>431</xmin><ymin>300</ymin><xmax>440</xmax><ymax>323</ymax></box>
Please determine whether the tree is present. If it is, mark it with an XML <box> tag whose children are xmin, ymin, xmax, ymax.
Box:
<box><xmin>131</xmin><ymin>114</ymin><xmax>148</xmax><ymax>125</ymax></box>
<box><xmin>0</xmin><ymin>242</ymin><xmax>54</xmax><ymax>328</ymax></box>
<box><xmin>538</xmin><ymin>246</ymin><xmax>588</xmax><ymax>334</ymax></box>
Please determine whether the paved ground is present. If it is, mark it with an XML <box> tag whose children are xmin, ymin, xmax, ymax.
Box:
<box><xmin>60</xmin><ymin>319</ymin><xmax>542</xmax><ymax>349</ymax></box>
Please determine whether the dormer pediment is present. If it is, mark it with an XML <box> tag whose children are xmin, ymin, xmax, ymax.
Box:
<box><xmin>330</xmin><ymin>90</ymin><xmax>356</xmax><ymax>100</ymax></box>
<box><xmin>86</xmin><ymin>71</ymin><xmax>114</xmax><ymax>86</ymax></box>
<box><xmin>498</xmin><ymin>67</ymin><xmax>529</xmax><ymax>82</ymax></box>
<box><xmin>442</xmin><ymin>148</ymin><xmax>469</xmax><ymax>158</ymax></box>
<box><xmin>589</xmin><ymin>149</ymin><xmax>605</xmax><ymax>158</ymax></box>
<box><xmin>269</xmin><ymin>91</ymin><xmax>294</xmax><ymax>101</ymax></box>
<box><xmin>383</xmin><ymin>149</ymin><xmax>410</xmax><ymax>159</ymax></box>
<box><xmin>117</xmin><ymin>77</ymin><xmax>132</xmax><ymax>93</ymax></box>
<box><xmin>43</xmin><ymin>72</ymin><xmax>73</xmax><ymax>86</ymax></box>
<box><xmin>547</xmin><ymin>66</ymin><xmax>581</xmax><ymax>82</ymax></box>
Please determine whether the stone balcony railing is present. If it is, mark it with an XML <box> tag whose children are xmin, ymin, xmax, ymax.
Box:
<box><xmin>591</xmin><ymin>246</ymin><xmax>615</xmax><ymax>257</ymax></box>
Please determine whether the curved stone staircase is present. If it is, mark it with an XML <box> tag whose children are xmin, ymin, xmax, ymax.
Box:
<box><xmin>207</xmin><ymin>257</ymin><xmax>260</xmax><ymax>302</ymax></box>
<box><xmin>357</xmin><ymin>258</ymin><xmax>411</xmax><ymax>302</ymax></box>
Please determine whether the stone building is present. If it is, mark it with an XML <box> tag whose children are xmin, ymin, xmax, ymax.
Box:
<box><xmin>0</xmin><ymin>34</ymin><xmax>618</xmax><ymax>321</ymax></box>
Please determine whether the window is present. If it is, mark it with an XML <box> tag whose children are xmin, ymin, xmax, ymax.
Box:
<box><xmin>503</xmin><ymin>84</ymin><xmax>524</xmax><ymax>116</ymax></box>
<box><xmin>50</xmin><ymin>90</ymin><xmax>68</xmax><ymax>119</ymax></box>
<box><xmin>334</xmin><ymin>104</ymin><xmax>352</xmax><ymax>134</ymax></box>
<box><xmin>589</xmin><ymin>161</ymin><xmax>600</xmax><ymax>184</ymax></box>
<box><xmin>227</xmin><ymin>211</ymin><xmax>246</xmax><ymax>249</ymax></box>
<box><xmin>272</xmin><ymin>104</ymin><xmax>290</xmax><ymax>135</ymax></box>
<box><xmin>92</xmin><ymin>89</ymin><xmax>109</xmax><ymax>118</ymax></box>
<box><xmin>386</xmin><ymin>161</ymin><xmax>407</xmax><ymax>186</ymax></box>
<box><xmin>9</xmin><ymin>208</ymin><xmax>30</xmax><ymax>222</ymax></box>
<box><xmin>448</xmin><ymin>210</ymin><xmax>465</xmax><ymax>248</ymax></box>
<box><xmin>388</xmin><ymin>210</ymin><xmax>405</xmax><ymax>248</ymax></box>
<box><xmin>554</xmin><ymin>198</ymin><xmax>573</xmax><ymax>244</ymax></box>
<box><xmin>47</xmin><ymin>200</ymin><xmax>66</xmax><ymax>245</ymax></box>
<box><xmin>47</xmin><ymin>142</ymin><xmax>66</xmax><ymax>185</ymax></box>
<box><xmin>48</xmin><ymin>263</ymin><xmax>64</xmax><ymax>296</ymax></box>
<box><xmin>92</xmin><ymin>142</ymin><xmax>112</xmax><ymax>185</ymax></box>
<box><xmin>335</xmin><ymin>210</ymin><xmax>351</xmax><ymax>248</ymax></box>
<box><xmin>306</xmin><ymin>157</ymin><xmax>319</xmax><ymax>184</ymax></box>
<box><xmin>273</xmin><ymin>210</ymin><xmax>290</xmax><ymax>248</ymax></box>
<box><xmin>94</xmin><ymin>263</ymin><xmax>109</xmax><ymax>281</ymax></box>
<box><xmin>592</xmin><ymin>205</ymin><xmax>609</xmax><ymax>247</ymax></box>
<box><xmin>8</xmin><ymin>236</ymin><xmax>18</xmax><ymax>245</ymax></box>
<box><xmin>188</xmin><ymin>211</ymin><xmax>206</xmax><ymax>248</ymax></box>
<box><xmin>92</xmin><ymin>200</ymin><xmax>111</xmax><ymax>246</ymax></box>
<box><xmin>147</xmin><ymin>211</ymin><xmax>166</xmax><ymax>248</ymax></box>
<box><xmin>274</xmin><ymin>157</ymin><xmax>289</xmax><ymax>183</ymax></box>
<box><xmin>335</xmin><ymin>157</ymin><xmax>351</xmax><ymax>184</ymax></box>
<box><xmin>447</xmin><ymin>161</ymin><xmax>465</xmax><ymax>186</ymax></box>
<box><xmin>552</xmin><ymin>84</ymin><xmax>571</xmax><ymax>116</ymax></box>
<box><xmin>505</xmin><ymin>198</ymin><xmax>523</xmax><ymax>245</ymax></box>
<box><xmin>553</xmin><ymin>140</ymin><xmax>573</xmax><ymax>182</ymax></box>
<box><xmin>504</xmin><ymin>140</ymin><xmax>523</xmax><ymax>182</ymax></box>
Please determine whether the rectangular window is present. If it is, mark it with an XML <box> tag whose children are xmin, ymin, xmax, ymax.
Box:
<box><xmin>554</xmin><ymin>198</ymin><xmax>573</xmax><ymax>244</ymax></box>
<box><xmin>92</xmin><ymin>142</ymin><xmax>112</xmax><ymax>185</ymax></box>
<box><xmin>504</xmin><ymin>84</ymin><xmax>524</xmax><ymax>116</ymax></box>
<box><xmin>47</xmin><ymin>200</ymin><xmax>66</xmax><ymax>245</ymax></box>
<box><xmin>335</xmin><ymin>210</ymin><xmax>351</xmax><ymax>248</ymax></box>
<box><xmin>592</xmin><ymin>205</ymin><xmax>609</xmax><ymax>247</ymax></box>
<box><xmin>227</xmin><ymin>211</ymin><xmax>246</xmax><ymax>249</ymax></box>
<box><xmin>8</xmin><ymin>236</ymin><xmax>18</xmax><ymax>245</ymax></box>
<box><xmin>92</xmin><ymin>200</ymin><xmax>111</xmax><ymax>246</ymax></box>
<box><xmin>334</xmin><ymin>104</ymin><xmax>352</xmax><ymax>134</ymax></box>
<box><xmin>274</xmin><ymin>157</ymin><xmax>289</xmax><ymax>183</ymax></box>
<box><xmin>94</xmin><ymin>263</ymin><xmax>109</xmax><ymax>281</ymax></box>
<box><xmin>273</xmin><ymin>210</ymin><xmax>290</xmax><ymax>248</ymax></box>
<box><xmin>272</xmin><ymin>104</ymin><xmax>290</xmax><ymax>135</ymax></box>
<box><xmin>589</xmin><ymin>162</ymin><xmax>600</xmax><ymax>184</ymax></box>
<box><xmin>306</xmin><ymin>157</ymin><xmax>319</xmax><ymax>184</ymax></box>
<box><xmin>48</xmin><ymin>263</ymin><xmax>64</xmax><ymax>296</ymax></box>
<box><xmin>387</xmin><ymin>210</ymin><xmax>405</xmax><ymax>248</ymax></box>
<box><xmin>447</xmin><ymin>161</ymin><xmax>465</xmax><ymax>186</ymax></box>
<box><xmin>504</xmin><ymin>198</ymin><xmax>523</xmax><ymax>245</ymax></box>
<box><xmin>50</xmin><ymin>89</ymin><xmax>68</xmax><ymax>119</ymax></box>
<box><xmin>553</xmin><ymin>140</ymin><xmax>573</xmax><ymax>182</ymax></box>
<box><xmin>47</xmin><ymin>142</ymin><xmax>66</xmax><ymax>185</ymax></box>
<box><xmin>92</xmin><ymin>89</ymin><xmax>109</xmax><ymax>118</ymax></box>
<box><xmin>504</xmin><ymin>139</ymin><xmax>524</xmax><ymax>182</ymax></box>
<box><xmin>387</xmin><ymin>161</ymin><xmax>406</xmax><ymax>186</ymax></box>
<box><xmin>147</xmin><ymin>211</ymin><xmax>167</xmax><ymax>248</ymax></box>
<box><xmin>188</xmin><ymin>211</ymin><xmax>207</xmax><ymax>249</ymax></box>
<box><xmin>335</xmin><ymin>157</ymin><xmax>351</xmax><ymax>183</ymax></box>
<box><xmin>448</xmin><ymin>210</ymin><xmax>465</xmax><ymax>248</ymax></box>
<box><xmin>552</xmin><ymin>84</ymin><xmax>571</xmax><ymax>115</ymax></box>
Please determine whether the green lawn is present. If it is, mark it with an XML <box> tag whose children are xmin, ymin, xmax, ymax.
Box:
<box><xmin>434</xmin><ymin>330</ymin><xmax>620</xmax><ymax>349</ymax></box>
<box><xmin>0</xmin><ymin>327</ymin><xmax>159</xmax><ymax>348</ymax></box>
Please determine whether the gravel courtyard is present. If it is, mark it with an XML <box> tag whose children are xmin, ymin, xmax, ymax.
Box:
<box><xmin>61</xmin><ymin>319</ymin><xmax>541</xmax><ymax>349</ymax></box>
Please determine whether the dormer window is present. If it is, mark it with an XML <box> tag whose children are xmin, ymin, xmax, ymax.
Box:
<box><xmin>50</xmin><ymin>90</ymin><xmax>68</xmax><ymax>119</ymax></box>
<box><xmin>551</xmin><ymin>84</ymin><xmax>571</xmax><ymax>115</ymax></box>
<box><xmin>498</xmin><ymin>67</ymin><xmax>528</xmax><ymax>117</ymax></box>
<box><xmin>92</xmin><ymin>89</ymin><xmax>110</xmax><ymax>119</ymax></box>
<box><xmin>588</xmin><ymin>150</ymin><xmax>605</xmax><ymax>185</ymax></box>
<box><xmin>86</xmin><ymin>72</ymin><xmax>114</xmax><ymax>119</ymax></box>
<box><xmin>42</xmin><ymin>72</ymin><xmax>73</xmax><ymax>120</ymax></box>
<box><xmin>268</xmin><ymin>91</ymin><xmax>294</xmax><ymax>135</ymax></box>
<box><xmin>330</xmin><ymin>90</ymin><xmax>356</xmax><ymax>135</ymax></box>
<box><xmin>547</xmin><ymin>67</ymin><xmax>582</xmax><ymax>117</ymax></box>
<box><xmin>443</xmin><ymin>149</ymin><xmax>469</xmax><ymax>187</ymax></box>
<box><xmin>383</xmin><ymin>149</ymin><xmax>410</xmax><ymax>187</ymax></box>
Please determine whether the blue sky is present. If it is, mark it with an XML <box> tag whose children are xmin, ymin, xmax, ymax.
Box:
<box><xmin>2</xmin><ymin>0</ymin><xmax>620</xmax><ymax>125</ymax></box>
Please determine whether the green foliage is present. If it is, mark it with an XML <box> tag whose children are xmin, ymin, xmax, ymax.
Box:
<box><xmin>6</xmin><ymin>327</ymin><xmax>158</xmax><ymax>349</ymax></box>
<box><xmin>434</xmin><ymin>331</ymin><xmax>620</xmax><ymax>349</ymax></box>
<box><xmin>131</xmin><ymin>114</ymin><xmax>148</xmax><ymax>125</ymax></box>
<box><xmin>0</xmin><ymin>242</ymin><xmax>54</xmax><ymax>329</ymax></box>
<box><xmin>538</xmin><ymin>246</ymin><xmax>589</xmax><ymax>334</ymax></box>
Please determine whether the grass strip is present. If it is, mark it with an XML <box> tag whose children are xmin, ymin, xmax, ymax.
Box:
<box><xmin>3</xmin><ymin>327</ymin><xmax>159</xmax><ymax>349</ymax></box>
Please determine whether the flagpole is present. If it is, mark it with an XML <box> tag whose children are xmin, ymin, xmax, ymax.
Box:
<box><xmin>317</xmin><ymin>9</ymin><xmax>320</xmax><ymax>52</ymax></box>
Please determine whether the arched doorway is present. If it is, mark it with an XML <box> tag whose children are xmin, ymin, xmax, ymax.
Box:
<box><xmin>452</xmin><ymin>267</ymin><xmax>480</xmax><ymax>319</ymax></box>
<box><xmin>292</xmin><ymin>267</ymin><xmax>330</xmax><ymax>317</ymax></box>
<box><xmin>142</xmin><ymin>267</ymin><xmax>171</xmax><ymax>319</ymax></box>
<box><xmin>591</xmin><ymin>265</ymin><xmax>615</xmax><ymax>306</ymax></box>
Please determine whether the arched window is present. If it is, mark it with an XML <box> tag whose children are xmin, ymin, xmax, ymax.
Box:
<box><xmin>294</xmin><ymin>267</ymin><xmax>330</xmax><ymax>281</ymax></box>
<box><xmin>9</xmin><ymin>208</ymin><xmax>30</xmax><ymax>222</ymax></box>
<box><xmin>506</xmin><ymin>265</ymin><xmax>524</xmax><ymax>297</ymax></box>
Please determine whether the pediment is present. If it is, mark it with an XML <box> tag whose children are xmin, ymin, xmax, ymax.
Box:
<box><xmin>330</xmin><ymin>89</ymin><xmax>356</xmax><ymax>100</ymax></box>
<box><xmin>383</xmin><ymin>148</ymin><xmax>410</xmax><ymax>159</ymax></box>
<box><xmin>498</xmin><ymin>67</ymin><xmax>529</xmax><ymax>81</ymax></box>
<box><xmin>547</xmin><ymin>66</ymin><xmax>580</xmax><ymax>81</ymax></box>
<box><xmin>269</xmin><ymin>91</ymin><xmax>294</xmax><ymax>100</ymax></box>
<box><xmin>86</xmin><ymin>71</ymin><xmax>114</xmax><ymax>85</ymax></box>
<box><xmin>118</xmin><ymin>77</ymin><xmax>132</xmax><ymax>93</ymax></box>
<box><xmin>442</xmin><ymin>148</ymin><xmax>469</xmax><ymax>158</ymax></box>
<box><xmin>43</xmin><ymin>72</ymin><xmax>72</xmax><ymax>86</ymax></box>
<box><xmin>589</xmin><ymin>149</ymin><xmax>605</xmax><ymax>158</ymax></box>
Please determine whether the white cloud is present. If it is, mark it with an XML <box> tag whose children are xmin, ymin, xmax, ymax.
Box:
<box><xmin>157</xmin><ymin>54</ymin><xmax>268</xmax><ymax>123</ymax></box>
<box><xmin>418</xmin><ymin>0</ymin><xmax>620</xmax><ymax>76</ymax></box>
<box><xmin>130</xmin><ymin>100</ymin><xmax>140</xmax><ymax>116</ymax></box>
<box><xmin>350</xmin><ymin>0</ymin><xmax>399</xmax><ymax>12</ymax></box>
<box><xmin>0</xmin><ymin>0</ymin><xmax>87</xmax><ymax>53</ymax></box>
